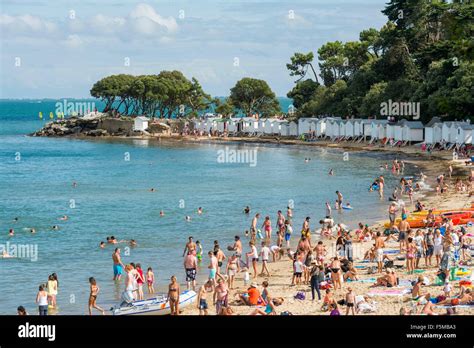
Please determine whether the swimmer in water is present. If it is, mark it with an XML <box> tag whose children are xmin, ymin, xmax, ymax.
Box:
<box><xmin>100</xmin><ymin>242</ymin><xmax>105</xmax><ymax>249</ymax></box>
<box><xmin>2</xmin><ymin>250</ymin><xmax>13</xmax><ymax>258</ymax></box>
<box><xmin>72</xmin><ymin>182</ymin><xmax>77</xmax><ymax>188</ymax></box>
<box><xmin>244</xmin><ymin>206</ymin><xmax>251</xmax><ymax>214</ymax></box>
<box><xmin>329</xmin><ymin>169</ymin><xmax>334</xmax><ymax>175</ymax></box>
<box><xmin>52</xmin><ymin>225</ymin><xmax>59</xmax><ymax>230</ymax></box>
<box><xmin>185</xmin><ymin>216</ymin><xmax>191</xmax><ymax>222</ymax></box>
<box><xmin>110</xmin><ymin>236</ymin><xmax>118</xmax><ymax>244</ymax></box>
<box><xmin>59</xmin><ymin>215</ymin><xmax>68</xmax><ymax>221</ymax></box>
<box><xmin>129</xmin><ymin>239</ymin><xmax>137</xmax><ymax>247</ymax></box>
<box><xmin>160</xmin><ymin>210</ymin><xmax>165</xmax><ymax>217</ymax></box>
<box><xmin>9</xmin><ymin>229</ymin><xmax>14</xmax><ymax>237</ymax></box>
<box><xmin>13</xmin><ymin>217</ymin><xmax>19</xmax><ymax>222</ymax></box>
<box><xmin>30</xmin><ymin>228</ymin><xmax>36</xmax><ymax>234</ymax></box>
<box><xmin>197</xmin><ymin>207</ymin><xmax>203</xmax><ymax>215</ymax></box>
<box><xmin>149</xmin><ymin>188</ymin><xmax>156</xmax><ymax>192</ymax></box>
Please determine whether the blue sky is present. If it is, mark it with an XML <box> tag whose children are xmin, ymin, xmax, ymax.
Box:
<box><xmin>0</xmin><ymin>0</ymin><xmax>388</xmax><ymax>98</ymax></box>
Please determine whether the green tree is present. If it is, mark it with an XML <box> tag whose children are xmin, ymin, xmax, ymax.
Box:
<box><xmin>286</xmin><ymin>52</ymin><xmax>320</xmax><ymax>84</ymax></box>
<box><xmin>229</xmin><ymin>78</ymin><xmax>281</xmax><ymax>117</ymax></box>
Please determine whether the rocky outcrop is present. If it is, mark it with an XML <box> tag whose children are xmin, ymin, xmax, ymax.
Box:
<box><xmin>31</xmin><ymin>116</ymin><xmax>113</xmax><ymax>137</ymax></box>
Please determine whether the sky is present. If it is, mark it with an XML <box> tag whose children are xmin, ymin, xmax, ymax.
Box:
<box><xmin>0</xmin><ymin>0</ymin><xmax>388</xmax><ymax>98</ymax></box>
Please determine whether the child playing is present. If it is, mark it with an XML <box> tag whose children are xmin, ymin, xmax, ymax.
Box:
<box><xmin>443</xmin><ymin>281</ymin><xmax>452</xmax><ymax>297</ymax></box>
<box><xmin>146</xmin><ymin>267</ymin><xmax>155</xmax><ymax>294</ymax></box>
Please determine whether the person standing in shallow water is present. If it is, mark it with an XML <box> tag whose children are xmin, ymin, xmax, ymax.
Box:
<box><xmin>36</xmin><ymin>285</ymin><xmax>48</xmax><ymax>316</ymax></box>
<box><xmin>112</xmin><ymin>248</ymin><xmax>125</xmax><ymax>281</ymax></box>
<box><xmin>88</xmin><ymin>277</ymin><xmax>105</xmax><ymax>315</ymax></box>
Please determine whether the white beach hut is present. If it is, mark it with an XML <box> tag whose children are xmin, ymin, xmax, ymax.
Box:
<box><xmin>297</xmin><ymin>117</ymin><xmax>319</xmax><ymax>135</ymax></box>
<box><xmin>133</xmin><ymin>116</ymin><xmax>149</xmax><ymax>131</ymax></box>
<box><xmin>316</xmin><ymin>119</ymin><xmax>326</xmax><ymax>137</ymax></box>
<box><xmin>424</xmin><ymin>123</ymin><xmax>442</xmax><ymax>144</ymax></box>
<box><xmin>370</xmin><ymin>120</ymin><xmax>388</xmax><ymax>140</ymax></box>
<box><xmin>344</xmin><ymin>119</ymin><xmax>355</xmax><ymax>139</ymax></box>
<box><xmin>264</xmin><ymin>119</ymin><xmax>276</xmax><ymax>134</ymax></box>
<box><xmin>386</xmin><ymin>122</ymin><xmax>396</xmax><ymax>140</ymax></box>
<box><xmin>227</xmin><ymin>118</ymin><xmax>240</xmax><ymax>133</ymax></box>
<box><xmin>288</xmin><ymin>121</ymin><xmax>298</xmax><ymax>136</ymax></box>
<box><xmin>239</xmin><ymin>117</ymin><xmax>259</xmax><ymax>133</ymax></box>
<box><xmin>393</xmin><ymin>122</ymin><xmax>404</xmax><ymax>142</ymax></box>
<box><xmin>453</xmin><ymin>123</ymin><xmax>473</xmax><ymax>144</ymax></box>
<box><xmin>331</xmin><ymin>119</ymin><xmax>341</xmax><ymax>139</ymax></box>
<box><xmin>401</xmin><ymin>120</ymin><xmax>424</xmax><ymax>142</ymax></box>
<box><xmin>362</xmin><ymin>120</ymin><xmax>374</xmax><ymax>139</ymax></box>
<box><xmin>275</xmin><ymin>120</ymin><xmax>290</xmax><ymax>136</ymax></box>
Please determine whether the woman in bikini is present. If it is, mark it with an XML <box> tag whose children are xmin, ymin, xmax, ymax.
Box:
<box><xmin>167</xmin><ymin>276</ymin><xmax>180</xmax><ymax>315</ymax></box>
<box><xmin>329</xmin><ymin>256</ymin><xmax>342</xmax><ymax>290</ymax></box>
<box><xmin>226</xmin><ymin>254</ymin><xmax>240</xmax><ymax>289</ymax></box>
<box><xmin>88</xmin><ymin>277</ymin><xmax>105</xmax><ymax>315</ymax></box>
<box><xmin>262</xmin><ymin>216</ymin><xmax>272</xmax><ymax>241</ymax></box>
<box><xmin>406</xmin><ymin>237</ymin><xmax>417</xmax><ymax>274</ymax></box>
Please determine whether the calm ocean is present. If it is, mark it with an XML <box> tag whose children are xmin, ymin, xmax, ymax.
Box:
<box><xmin>0</xmin><ymin>99</ymin><xmax>413</xmax><ymax>314</ymax></box>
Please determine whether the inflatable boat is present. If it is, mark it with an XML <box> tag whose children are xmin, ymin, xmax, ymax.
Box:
<box><xmin>111</xmin><ymin>289</ymin><xmax>197</xmax><ymax>315</ymax></box>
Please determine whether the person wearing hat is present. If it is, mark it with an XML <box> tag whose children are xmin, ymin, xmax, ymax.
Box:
<box><xmin>238</xmin><ymin>282</ymin><xmax>264</xmax><ymax>306</ymax></box>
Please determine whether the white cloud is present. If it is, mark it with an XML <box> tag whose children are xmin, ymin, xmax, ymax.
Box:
<box><xmin>0</xmin><ymin>13</ymin><xmax>57</xmax><ymax>36</ymax></box>
<box><xmin>129</xmin><ymin>3</ymin><xmax>178</xmax><ymax>33</ymax></box>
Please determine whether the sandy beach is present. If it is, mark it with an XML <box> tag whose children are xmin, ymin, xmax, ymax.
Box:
<box><xmin>178</xmin><ymin>142</ymin><xmax>474</xmax><ymax>315</ymax></box>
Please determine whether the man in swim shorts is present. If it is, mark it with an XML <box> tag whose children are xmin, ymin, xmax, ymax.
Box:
<box><xmin>250</xmin><ymin>213</ymin><xmax>260</xmax><ymax>243</ymax></box>
<box><xmin>184</xmin><ymin>251</ymin><xmax>198</xmax><ymax>290</ymax></box>
<box><xmin>112</xmin><ymin>248</ymin><xmax>125</xmax><ymax>281</ymax></box>
<box><xmin>375</xmin><ymin>232</ymin><xmax>385</xmax><ymax>273</ymax></box>
<box><xmin>208</xmin><ymin>251</ymin><xmax>218</xmax><ymax>284</ymax></box>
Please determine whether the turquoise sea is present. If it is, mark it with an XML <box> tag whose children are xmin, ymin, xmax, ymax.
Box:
<box><xmin>0</xmin><ymin>99</ymin><xmax>414</xmax><ymax>314</ymax></box>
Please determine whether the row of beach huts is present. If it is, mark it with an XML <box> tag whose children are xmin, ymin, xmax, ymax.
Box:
<box><xmin>189</xmin><ymin>116</ymin><xmax>473</xmax><ymax>146</ymax></box>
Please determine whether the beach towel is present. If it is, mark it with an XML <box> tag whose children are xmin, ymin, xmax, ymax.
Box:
<box><xmin>354</xmin><ymin>265</ymin><xmax>367</xmax><ymax>269</ymax></box>
<box><xmin>398</xmin><ymin>279</ymin><xmax>413</xmax><ymax>287</ymax></box>
<box><xmin>367</xmin><ymin>288</ymin><xmax>410</xmax><ymax>297</ymax></box>
<box><xmin>384</xmin><ymin>250</ymin><xmax>400</xmax><ymax>255</ymax></box>
<box><xmin>434</xmin><ymin>304</ymin><xmax>474</xmax><ymax>309</ymax></box>
<box><xmin>346</xmin><ymin>278</ymin><xmax>376</xmax><ymax>283</ymax></box>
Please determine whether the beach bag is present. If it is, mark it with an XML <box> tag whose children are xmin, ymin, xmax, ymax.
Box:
<box><xmin>280</xmin><ymin>311</ymin><xmax>293</xmax><ymax>316</ymax></box>
<box><xmin>294</xmin><ymin>291</ymin><xmax>306</xmax><ymax>300</ymax></box>
<box><xmin>384</xmin><ymin>260</ymin><xmax>394</xmax><ymax>268</ymax></box>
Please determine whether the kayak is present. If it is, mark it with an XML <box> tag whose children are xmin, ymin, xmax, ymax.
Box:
<box><xmin>384</xmin><ymin>212</ymin><xmax>474</xmax><ymax>229</ymax></box>
<box><xmin>111</xmin><ymin>290</ymin><xmax>197</xmax><ymax>316</ymax></box>
<box><xmin>410</xmin><ymin>208</ymin><xmax>474</xmax><ymax>217</ymax></box>
<box><xmin>342</xmin><ymin>206</ymin><xmax>353</xmax><ymax>210</ymax></box>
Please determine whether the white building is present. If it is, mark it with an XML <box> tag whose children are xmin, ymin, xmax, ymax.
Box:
<box><xmin>289</xmin><ymin>121</ymin><xmax>298</xmax><ymax>136</ymax></box>
<box><xmin>240</xmin><ymin>117</ymin><xmax>259</xmax><ymax>133</ymax></box>
<box><xmin>133</xmin><ymin>116</ymin><xmax>149</xmax><ymax>131</ymax></box>
<box><xmin>297</xmin><ymin>117</ymin><xmax>319</xmax><ymax>135</ymax></box>
<box><xmin>370</xmin><ymin>120</ymin><xmax>388</xmax><ymax>140</ymax></box>
<box><xmin>424</xmin><ymin>123</ymin><xmax>442</xmax><ymax>144</ymax></box>
<box><xmin>401</xmin><ymin>120</ymin><xmax>424</xmax><ymax>142</ymax></box>
<box><xmin>344</xmin><ymin>119</ymin><xmax>356</xmax><ymax>138</ymax></box>
<box><xmin>453</xmin><ymin>123</ymin><xmax>473</xmax><ymax>144</ymax></box>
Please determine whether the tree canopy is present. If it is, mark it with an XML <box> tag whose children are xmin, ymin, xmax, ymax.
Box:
<box><xmin>90</xmin><ymin>71</ymin><xmax>213</xmax><ymax>118</ymax></box>
<box><xmin>287</xmin><ymin>0</ymin><xmax>474</xmax><ymax>123</ymax></box>
<box><xmin>229</xmin><ymin>77</ymin><xmax>281</xmax><ymax>117</ymax></box>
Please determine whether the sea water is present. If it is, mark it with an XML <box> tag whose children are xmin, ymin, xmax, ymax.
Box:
<box><xmin>0</xmin><ymin>99</ymin><xmax>415</xmax><ymax>314</ymax></box>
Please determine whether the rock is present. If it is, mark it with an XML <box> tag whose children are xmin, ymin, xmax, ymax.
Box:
<box><xmin>86</xmin><ymin>129</ymin><xmax>108</xmax><ymax>136</ymax></box>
